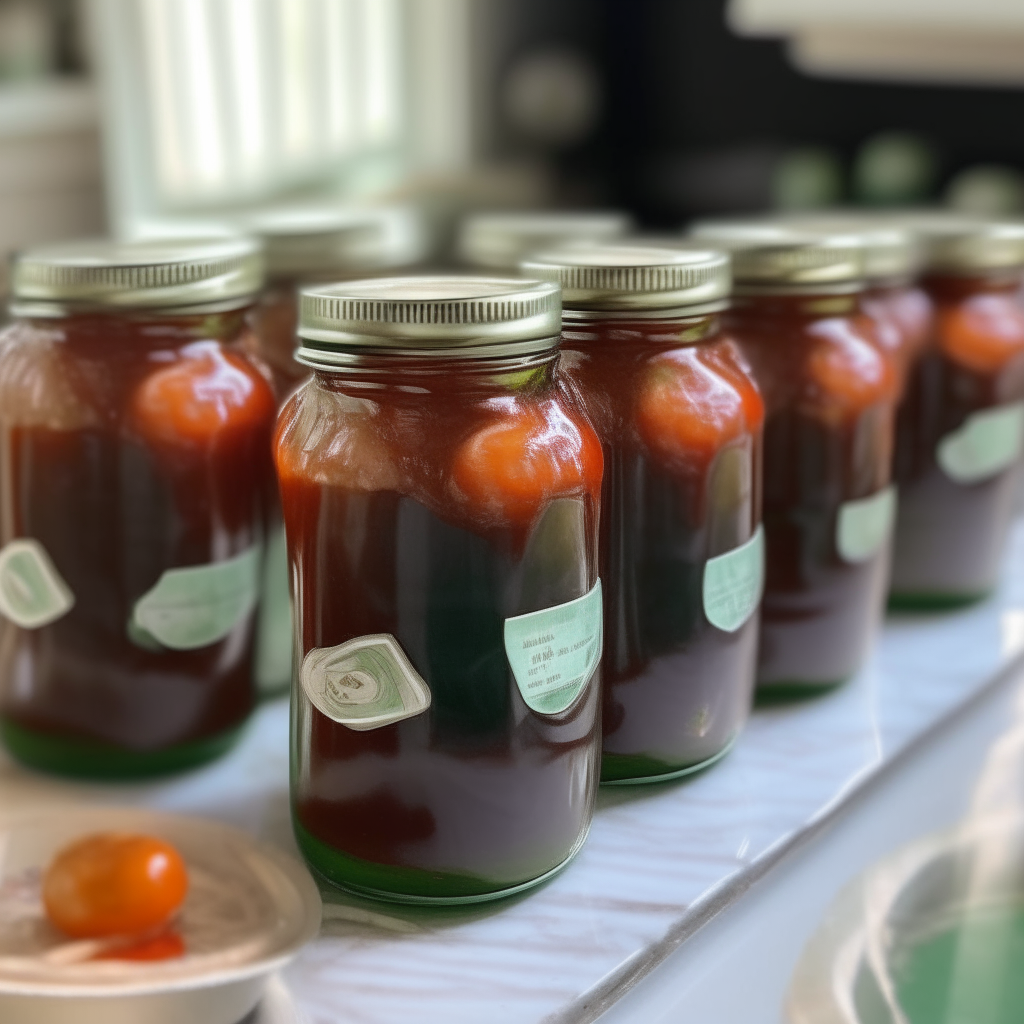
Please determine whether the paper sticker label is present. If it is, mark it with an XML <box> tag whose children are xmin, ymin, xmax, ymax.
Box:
<box><xmin>0</xmin><ymin>539</ymin><xmax>74</xmax><ymax>629</ymax></box>
<box><xmin>504</xmin><ymin>580</ymin><xmax>603</xmax><ymax>716</ymax></box>
<box><xmin>703</xmin><ymin>526</ymin><xmax>764</xmax><ymax>633</ymax></box>
<box><xmin>129</xmin><ymin>544</ymin><xmax>260</xmax><ymax>651</ymax></box>
<box><xmin>255</xmin><ymin>524</ymin><xmax>293</xmax><ymax>693</ymax></box>
<box><xmin>300</xmin><ymin>633</ymin><xmax>431</xmax><ymax>731</ymax></box>
<box><xmin>836</xmin><ymin>485</ymin><xmax>897</xmax><ymax>564</ymax></box>
<box><xmin>937</xmin><ymin>401</ymin><xmax>1024</xmax><ymax>484</ymax></box>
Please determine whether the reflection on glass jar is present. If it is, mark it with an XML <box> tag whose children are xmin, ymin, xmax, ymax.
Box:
<box><xmin>523</xmin><ymin>244</ymin><xmax>763</xmax><ymax>783</ymax></box>
<box><xmin>690</xmin><ymin>224</ymin><xmax>899</xmax><ymax>690</ymax></box>
<box><xmin>279</xmin><ymin>276</ymin><xmax>604</xmax><ymax>903</ymax></box>
<box><xmin>0</xmin><ymin>237</ymin><xmax>274</xmax><ymax>777</ymax></box>
<box><xmin>890</xmin><ymin>219</ymin><xmax>1024</xmax><ymax>606</ymax></box>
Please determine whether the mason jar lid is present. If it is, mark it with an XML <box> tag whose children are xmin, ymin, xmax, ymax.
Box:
<box><xmin>241</xmin><ymin>203</ymin><xmax>422</xmax><ymax>279</ymax></box>
<box><xmin>520</xmin><ymin>243</ymin><xmax>730</xmax><ymax>314</ymax></box>
<box><xmin>766</xmin><ymin>215</ymin><xmax>922</xmax><ymax>283</ymax></box>
<box><xmin>458</xmin><ymin>210</ymin><xmax>632</xmax><ymax>270</ymax></box>
<box><xmin>296</xmin><ymin>275</ymin><xmax>562</xmax><ymax>366</ymax></box>
<box><xmin>892</xmin><ymin>212</ymin><xmax>1024</xmax><ymax>274</ymax></box>
<box><xmin>11</xmin><ymin>236</ymin><xmax>263</xmax><ymax>314</ymax></box>
<box><xmin>687</xmin><ymin>222</ymin><xmax>867</xmax><ymax>293</ymax></box>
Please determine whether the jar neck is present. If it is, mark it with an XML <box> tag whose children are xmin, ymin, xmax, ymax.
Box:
<box><xmin>922</xmin><ymin>269</ymin><xmax>1023</xmax><ymax>300</ymax></box>
<box><xmin>312</xmin><ymin>348</ymin><xmax>558</xmax><ymax>397</ymax></box>
<box><xmin>24</xmin><ymin>308</ymin><xmax>249</xmax><ymax>346</ymax></box>
<box><xmin>729</xmin><ymin>292</ymin><xmax>860</xmax><ymax>319</ymax></box>
<box><xmin>560</xmin><ymin>311</ymin><xmax>721</xmax><ymax>349</ymax></box>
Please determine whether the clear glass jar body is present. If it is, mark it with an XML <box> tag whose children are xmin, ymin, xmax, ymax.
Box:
<box><xmin>0</xmin><ymin>310</ymin><xmax>276</xmax><ymax>776</ymax></box>
<box><xmin>891</xmin><ymin>272</ymin><xmax>1024</xmax><ymax>604</ymax></box>
<box><xmin>560</xmin><ymin>314</ymin><xmax>763</xmax><ymax>783</ymax></box>
<box><xmin>727</xmin><ymin>293</ymin><xmax>899</xmax><ymax>689</ymax></box>
<box><xmin>276</xmin><ymin>350</ymin><xmax>604</xmax><ymax>903</ymax></box>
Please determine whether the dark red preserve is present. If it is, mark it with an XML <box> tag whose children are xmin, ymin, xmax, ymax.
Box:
<box><xmin>889</xmin><ymin>218</ymin><xmax>1024</xmax><ymax>604</ymax></box>
<box><xmin>277</xmin><ymin>276</ymin><xmax>604</xmax><ymax>902</ymax></box>
<box><xmin>691</xmin><ymin>224</ymin><xmax>899</xmax><ymax>689</ymax></box>
<box><xmin>522</xmin><ymin>244</ymin><xmax>764</xmax><ymax>783</ymax></box>
<box><xmin>0</xmin><ymin>237</ymin><xmax>274</xmax><ymax>776</ymax></box>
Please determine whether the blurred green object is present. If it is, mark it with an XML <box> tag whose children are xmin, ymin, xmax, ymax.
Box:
<box><xmin>772</xmin><ymin>146</ymin><xmax>844</xmax><ymax>210</ymax></box>
<box><xmin>895</xmin><ymin>904</ymin><xmax>1024</xmax><ymax>1024</ymax></box>
<box><xmin>853</xmin><ymin>131</ymin><xmax>938</xmax><ymax>206</ymax></box>
<box><xmin>946</xmin><ymin>165</ymin><xmax>1024</xmax><ymax>216</ymax></box>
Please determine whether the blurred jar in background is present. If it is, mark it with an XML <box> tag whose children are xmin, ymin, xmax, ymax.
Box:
<box><xmin>457</xmin><ymin>210</ymin><xmax>631</xmax><ymax>272</ymax></box>
<box><xmin>239</xmin><ymin>204</ymin><xmax>421</xmax><ymax>698</ymax></box>
<box><xmin>0</xmin><ymin>238</ymin><xmax>274</xmax><ymax>777</ymax></box>
<box><xmin>244</xmin><ymin>204</ymin><xmax>423</xmax><ymax>401</ymax></box>
<box><xmin>772</xmin><ymin>217</ymin><xmax>933</xmax><ymax>392</ymax></box>
<box><xmin>889</xmin><ymin>218</ymin><xmax>1024</xmax><ymax>606</ymax></box>
<box><xmin>689</xmin><ymin>224</ymin><xmax>898</xmax><ymax>690</ymax></box>
<box><xmin>279</xmin><ymin>277</ymin><xmax>604</xmax><ymax>902</ymax></box>
<box><xmin>522</xmin><ymin>244</ymin><xmax>763</xmax><ymax>783</ymax></box>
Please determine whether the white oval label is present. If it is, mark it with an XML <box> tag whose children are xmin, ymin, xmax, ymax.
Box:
<box><xmin>0</xmin><ymin>538</ymin><xmax>74</xmax><ymax>629</ymax></box>
<box><xmin>836</xmin><ymin>485</ymin><xmax>897</xmax><ymax>564</ymax></box>
<box><xmin>504</xmin><ymin>580</ymin><xmax>603</xmax><ymax>716</ymax></box>
<box><xmin>937</xmin><ymin>401</ymin><xmax>1024</xmax><ymax>484</ymax></box>
<box><xmin>129</xmin><ymin>544</ymin><xmax>260</xmax><ymax>650</ymax></box>
<box><xmin>702</xmin><ymin>526</ymin><xmax>764</xmax><ymax>633</ymax></box>
<box><xmin>300</xmin><ymin>633</ymin><xmax>432</xmax><ymax>730</ymax></box>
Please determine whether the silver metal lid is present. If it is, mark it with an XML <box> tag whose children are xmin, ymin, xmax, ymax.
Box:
<box><xmin>687</xmin><ymin>222</ymin><xmax>867</xmax><ymax>293</ymax></box>
<box><xmin>892</xmin><ymin>212</ymin><xmax>1024</xmax><ymax>274</ymax></box>
<box><xmin>458</xmin><ymin>210</ymin><xmax>632</xmax><ymax>270</ymax></box>
<box><xmin>764</xmin><ymin>214</ymin><xmax>922</xmax><ymax>283</ymax></box>
<box><xmin>296</xmin><ymin>275</ymin><xmax>562</xmax><ymax>365</ymax></box>
<box><xmin>11</xmin><ymin>236</ymin><xmax>263</xmax><ymax>313</ymax></box>
<box><xmin>241</xmin><ymin>203</ymin><xmax>422</xmax><ymax>279</ymax></box>
<box><xmin>521</xmin><ymin>243</ymin><xmax>730</xmax><ymax>313</ymax></box>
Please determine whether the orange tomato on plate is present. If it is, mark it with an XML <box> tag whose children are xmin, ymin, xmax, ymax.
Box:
<box><xmin>43</xmin><ymin>833</ymin><xmax>189</xmax><ymax>943</ymax></box>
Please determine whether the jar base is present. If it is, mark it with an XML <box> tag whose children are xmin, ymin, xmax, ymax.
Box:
<box><xmin>293</xmin><ymin>816</ymin><xmax>588</xmax><ymax>906</ymax></box>
<box><xmin>888</xmin><ymin>589</ymin><xmax>991</xmax><ymax>611</ymax></box>
<box><xmin>0</xmin><ymin>718</ymin><xmax>247</xmax><ymax>780</ymax></box>
<box><xmin>755</xmin><ymin>678</ymin><xmax>847</xmax><ymax>702</ymax></box>
<box><xmin>600</xmin><ymin>732</ymin><xmax>738</xmax><ymax>786</ymax></box>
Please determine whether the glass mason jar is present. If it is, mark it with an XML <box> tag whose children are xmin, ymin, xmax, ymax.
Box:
<box><xmin>240</xmin><ymin>204</ymin><xmax>422</xmax><ymax>698</ymax></box>
<box><xmin>0</xmin><ymin>237</ymin><xmax>275</xmax><ymax>777</ymax></box>
<box><xmin>690</xmin><ymin>224</ymin><xmax>899</xmax><ymax>690</ymax></box>
<box><xmin>458</xmin><ymin>210</ymin><xmax>631</xmax><ymax>272</ymax></box>
<box><xmin>889</xmin><ymin>219</ymin><xmax>1024</xmax><ymax>605</ymax></box>
<box><xmin>278</xmin><ymin>276</ymin><xmax>604</xmax><ymax>903</ymax></box>
<box><xmin>521</xmin><ymin>244</ymin><xmax>764</xmax><ymax>784</ymax></box>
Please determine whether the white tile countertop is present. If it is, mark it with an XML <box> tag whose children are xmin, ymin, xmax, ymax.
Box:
<box><xmin>4</xmin><ymin>525</ymin><xmax>1024</xmax><ymax>1024</ymax></box>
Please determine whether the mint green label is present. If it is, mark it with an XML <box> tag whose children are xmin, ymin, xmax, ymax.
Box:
<box><xmin>0</xmin><ymin>539</ymin><xmax>74</xmax><ymax>629</ymax></box>
<box><xmin>504</xmin><ymin>581</ymin><xmax>603</xmax><ymax>716</ymax></box>
<box><xmin>300</xmin><ymin>633</ymin><xmax>431</xmax><ymax>731</ymax></box>
<box><xmin>702</xmin><ymin>526</ymin><xmax>764</xmax><ymax>633</ymax></box>
<box><xmin>836</xmin><ymin>485</ymin><xmax>897</xmax><ymax>564</ymax></box>
<box><xmin>937</xmin><ymin>401</ymin><xmax>1024</xmax><ymax>484</ymax></box>
<box><xmin>255</xmin><ymin>524</ymin><xmax>293</xmax><ymax>693</ymax></box>
<box><xmin>129</xmin><ymin>545</ymin><xmax>260</xmax><ymax>651</ymax></box>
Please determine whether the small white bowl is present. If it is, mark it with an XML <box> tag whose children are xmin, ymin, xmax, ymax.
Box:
<box><xmin>0</xmin><ymin>806</ymin><xmax>321</xmax><ymax>1024</ymax></box>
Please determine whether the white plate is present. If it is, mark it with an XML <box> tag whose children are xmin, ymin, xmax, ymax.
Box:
<box><xmin>0</xmin><ymin>806</ymin><xmax>321</xmax><ymax>1024</ymax></box>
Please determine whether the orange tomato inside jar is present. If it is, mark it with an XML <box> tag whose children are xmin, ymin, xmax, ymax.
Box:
<box><xmin>889</xmin><ymin>219</ymin><xmax>1024</xmax><ymax>604</ymax></box>
<box><xmin>522</xmin><ymin>245</ymin><xmax>764</xmax><ymax>784</ymax></box>
<box><xmin>0</xmin><ymin>238</ymin><xmax>275</xmax><ymax>778</ymax></box>
<box><xmin>276</xmin><ymin>276</ymin><xmax>604</xmax><ymax>903</ymax></box>
<box><xmin>690</xmin><ymin>225</ymin><xmax>899</xmax><ymax>690</ymax></box>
